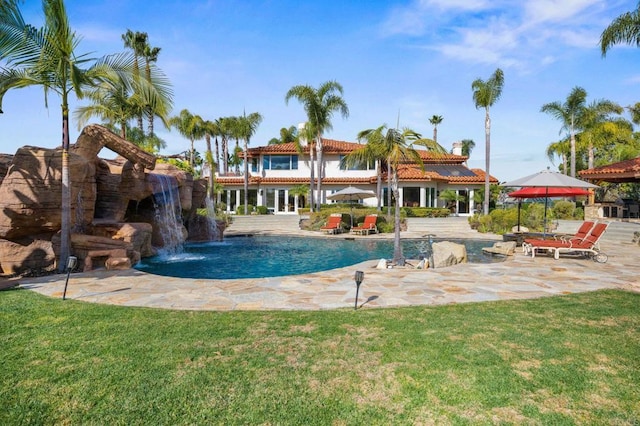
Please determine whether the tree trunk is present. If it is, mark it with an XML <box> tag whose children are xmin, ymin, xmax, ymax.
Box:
<box><xmin>222</xmin><ymin>136</ymin><xmax>228</xmax><ymax>174</ymax></box>
<box><xmin>483</xmin><ymin>109</ymin><xmax>491</xmax><ymax>216</ymax></box>
<box><xmin>243</xmin><ymin>139</ymin><xmax>249</xmax><ymax>215</ymax></box>
<box><xmin>376</xmin><ymin>159</ymin><xmax>382</xmax><ymax>211</ymax></box>
<box><xmin>392</xmin><ymin>169</ymin><xmax>403</xmax><ymax>265</ymax></box>
<box><xmin>316</xmin><ymin>135</ymin><xmax>323</xmax><ymax>211</ymax></box>
<box><xmin>309</xmin><ymin>143</ymin><xmax>315</xmax><ymax>213</ymax></box>
<box><xmin>570</xmin><ymin>116</ymin><xmax>576</xmax><ymax>178</ymax></box>
<box><xmin>59</xmin><ymin>101</ymin><xmax>71</xmax><ymax>273</ymax></box>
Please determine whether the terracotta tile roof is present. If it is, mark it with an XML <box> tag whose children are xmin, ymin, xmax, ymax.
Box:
<box><xmin>247</xmin><ymin>138</ymin><xmax>466</xmax><ymax>163</ymax></box>
<box><xmin>579</xmin><ymin>157</ymin><xmax>640</xmax><ymax>182</ymax></box>
<box><xmin>215</xmin><ymin>176</ymin><xmax>377</xmax><ymax>185</ymax></box>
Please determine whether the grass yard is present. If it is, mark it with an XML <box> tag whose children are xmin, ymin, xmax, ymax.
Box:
<box><xmin>1</xmin><ymin>288</ymin><xmax>639</xmax><ymax>425</ymax></box>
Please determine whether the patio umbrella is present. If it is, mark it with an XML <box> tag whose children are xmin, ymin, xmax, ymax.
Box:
<box><xmin>508</xmin><ymin>187</ymin><xmax>590</xmax><ymax>232</ymax></box>
<box><xmin>327</xmin><ymin>186</ymin><xmax>377</xmax><ymax>227</ymax></box>
<box><xmin>504</xmin><ymin>169</ymin><xmax>598</xmax><ymax>233</ymax></box>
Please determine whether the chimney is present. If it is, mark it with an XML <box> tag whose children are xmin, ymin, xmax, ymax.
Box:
<box><xmin>452</xmin><ymin>141</ymin><xmax>463</xmax><ymax>156</ymax></box>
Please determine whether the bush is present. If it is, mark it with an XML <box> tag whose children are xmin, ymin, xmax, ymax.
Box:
<box><xmin>255</xmin><ymin>206</ymin><xmax>269</xmax><ymax>215</ymax></box>
<box><xmin>402</xmin><ymin>207</ymin><xmax>451</xmax><ymax>218</ymax></box>
<box><xmin>552</xmin><ymin>200</ymin><xmax>576</xmax><ymax>220</ymax></box>
<box><xmin>236</xmin><ymin>204</ymin><xmax>254</xmax><ymax>215</ymax></box>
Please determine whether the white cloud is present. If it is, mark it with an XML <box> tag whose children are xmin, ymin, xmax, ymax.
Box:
<box><xmin>524</xmin><ymin>0</ymin><xmax>604</xmax><ymax>24</ymax></box>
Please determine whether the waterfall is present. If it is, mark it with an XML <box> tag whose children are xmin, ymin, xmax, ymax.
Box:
<box><xmin>205</xmin><ymin>196</ymin><xmax>221</xmax><ymax>241</ymax></box>
<box><xmin>149</xmin><ymin>173</ymin><xmax>185</xmax><ymax>255</ymax></box>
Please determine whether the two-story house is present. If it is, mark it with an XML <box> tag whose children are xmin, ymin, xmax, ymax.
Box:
<box><xmin>215</xmin><ymin>139</ymin><xmax>497</xmax><ymax>216</ymax></box>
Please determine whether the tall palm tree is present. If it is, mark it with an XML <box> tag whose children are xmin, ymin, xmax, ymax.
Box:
<box><xmin>236</xmin><ymin>111</ymin><xmax>263</xmax><ymax>215</ymax></box>
<box><xmin>344</xmin><ymin>132</ymin><xmax>386</xmax><ymax>211</ymax></box>
<box><xmin>600</xmin><ymin>2</ymin><xmax>640</xmax><ymax>56</ymax></box>
<box><xmin>627</xmin><ymin>102</ymin><xmax>640</xmax><ymax>125</ymax></box>
<box><xmin>541</xmin><ymin>86</ymin><xmax>587</xmax><ymax>178</ymax></box>
<box><xmin>143</xmin><ymin>43</ymin><xmax>162</xmax><ymax>136</ymax></box>
<box><xmin>201</xmin><ymin>120</ymin><xmax>220</xmax><ymax>201</ymax></box>
<box><xmin>285</xmin><ymin>81</ymin><xmax>349</xmax><ymax>211</ymax></box>
<box><xmin>216</xmin><ymin>117</ymin><xmax>233</xmax><ymax>174</ymax></box>
<box><xmin>170</xmin><ymin>109</ymin><xmax>205</xmax><ymax>168</ymax></box>
<box><xmin>122</xmin><ymin>29</ymin><xmax>148</xmax><ymax>133</ymax></box>
<box><xmin>429</xmin><ymin>115</ymin><xmax>443</xmax><ymax>143</ymax></box>
<box><xmin>0</xmin><ymin>0</ymin><xmax>136</xmax><ymax>271</ymax></box>
<box><xmin>472</xmin><ymin>68</ymin><xmax>504</xmax><ymax>215</ymax></box>
<box><xmin>354</xmin><ymin>125</ymin><xmax>423</xmax><ymax>265</ymax></box>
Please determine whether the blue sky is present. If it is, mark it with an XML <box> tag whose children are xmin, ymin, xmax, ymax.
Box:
<box><xmin>2</xmin><ymin>0</ymin><xmax>638</xmax><ymax>182</ymax></box>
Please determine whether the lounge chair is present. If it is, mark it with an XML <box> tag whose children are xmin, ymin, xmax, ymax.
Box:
<box><xmin>522</xmin><ymin>220</ymin><xmax>595</xmax><ymax>255</ymax></box>
<box><xmin>351</xmin><ymin>214</ymin><xmax>378</xmax><ymax>235</ymax></box>
<box><xmin>527</xmin><ymin>222</ymin><xmax>609</xmax><ymax>262</ymax></box>
<box><xmin>320</xmin><ymin>213</ymin><xmax>343</xmax><ymax>234</ymax></box>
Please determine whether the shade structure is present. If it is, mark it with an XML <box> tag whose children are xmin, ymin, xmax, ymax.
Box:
<box><xmin>504</xmin><ymin>169</ymin><xmax>597</xmax><ymax>234</ymax></box>
<box><xmin>327</xmin><ymin>186</ymin><xmax>377</xmax><ymax>227</ymax></box>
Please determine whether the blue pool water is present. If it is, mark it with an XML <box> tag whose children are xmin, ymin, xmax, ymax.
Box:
<box><xmin>135</xmin><ymin>236</ymin><xmax>501</xmax><ymax>280</ymax></box>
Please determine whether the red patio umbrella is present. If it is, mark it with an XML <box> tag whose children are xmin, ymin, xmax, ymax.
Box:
<box><xmin>508</xmin><ymin>187</ymin><xmax>590</xmax><ymax>232</ymax></box>
<box><xmin>508</xmin><ymin>187</ymin><xmax>590</xmax><ymax>198</ymax></box>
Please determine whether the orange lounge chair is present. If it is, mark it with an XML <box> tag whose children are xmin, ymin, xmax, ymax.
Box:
<box><xmin>527</xmin><ymin>222</ymin><xmax>608</xmax><ymax>262</ymax></box>
<box><xmin>351</xmin><ymin>214</ymin><xmax>378</xmax><ymax>235</ymax></box>
<box><xmin>320</xmin><ymin>213</ymin><xmax>343</xmax><ymax>234</ymax></box>
<box><xmin>522</xmin><ymin>220</ymin><xmax>595</xmax><ymax>255</ymax></box>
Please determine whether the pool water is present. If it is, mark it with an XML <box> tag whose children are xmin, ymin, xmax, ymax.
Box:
<box><xmin>135</xmin><ymin>236</ymin><xmax>501</xmax><ymax>280</ymax></box>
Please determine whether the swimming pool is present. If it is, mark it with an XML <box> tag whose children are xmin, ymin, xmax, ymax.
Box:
<box><xmin>135</xmin><ymin>236</ymin><xmax>501</xmax><ymax>280</ymax></box>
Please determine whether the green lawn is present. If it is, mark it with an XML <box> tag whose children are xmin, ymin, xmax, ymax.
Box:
<box><xmin>1</xmin><ymin>288</ymin><xmax>639</xmax><ymax>425</ymax></box>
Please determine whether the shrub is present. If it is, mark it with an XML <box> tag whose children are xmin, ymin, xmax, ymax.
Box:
<box><xmin>552</xmin><ymin>200</ymin><xmax>576</xmax><ymax>219</ymax></box>
<box><xmin>255</xmin><ymin>206</ymin><xmax>269</xmax><ymax>215</ymax></box>
<box><xmin>236</xmin><ymin>204</ymin><xmax>254</xmax><ymax>215</ymax></box>
<box><xmin>403</xmin><ymin>207</ymin><xmax>451</xmax><ymax>218</ymax></box>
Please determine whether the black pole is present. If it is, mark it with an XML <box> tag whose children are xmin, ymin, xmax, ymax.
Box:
<box><xmin>62</xmin><ymin>256</ymin><xmax>77</xmax><ymax>300</ymax></box>
<box><xmin>517</xmin><ymin>200</ymin><xmax>522</xmax><ymax>232</ymax></box>
<box><xmin>543</xmin><ymin>187</ymin><xmax>549</xmax><ymax>236</ymax></box>
<box><xmin>354</xmin><ymin>283</ymin><xmax>361</xmax><ymax>310</ymax></box>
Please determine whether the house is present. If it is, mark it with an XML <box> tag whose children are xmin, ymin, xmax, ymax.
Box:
<box><xmin>215</xmin><ymin>139</ymin><xmax>498</xmax><ymax>216</ymax></box>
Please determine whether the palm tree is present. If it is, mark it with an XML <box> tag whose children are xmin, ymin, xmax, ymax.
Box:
<box><xmin>472</xmin><ymin>68</ymin><xmax>505</xmax><ymax>215</ymax></box>
<box><xmin>170</xmin><ymin>109</ymin><xmax>205</xmax><ymax>168</ymax></box>
<box><xmin>460</xmin><ymin>139</ymin><xmax>475</xmax><ymax>166</ymax></box>
<box><xmin>216</xmin><ymin>117</ymin><xmax>233</xmax><ymax>174</ymax></box>
<box><xmin>285</xmin><ymin>81</ymin><xmax>349</xmax><ymax>211</ymax></box>
<box><xmin>354</xmin><ymin>125</ymin><xmax>423</xmax><ymax>265</ymax></box>
<box><xmin>578</xmin><ymin>99</ymin><xmax>626</xmax><ymax>169</ymax></box>
<box><xmin>627</xmin><ymin>102</ymin><xmax>640</xmax><ymax>125</ymax></box>
<box><xmin>429</xmin><ymin>115</ymin><xmax>443</xmax><ymax>143</ymax></box>
<box><xmin>236</xmin><ymin>111</ymin><xmax>263</xmax><ymax>215</ymax></box>
<box><xmin>142</xmin><ymin>43</ymin><xmax>162</xmax><ymax>136</ymax></box>
<box><xmin>0</xmin><ymin>0</ymin><xmax>137</xmax><ymax>271</ymax></box>
<box><xmin>546</xmin><ymin>138</ymin><xmax>571</xmax><ymax>174</ymax></box>
<box><xmin>600</xmin><ymin>2</ymin><xmax>640</xmax><ymax>56</ymax></box>
<box><xmin>268</xmin><ymin>125</ymin><xmax>298</xmax><ymax>145</ymax></box>
<box><xmin>122</xmin><ymin>29</ymin><xmax>148</xmax><ymax>132</ymax></box>
<box><xmin>344</xmin><ymin>132</ymin><xmax>386</xmax><ymax>211</ymax></box>
<box><xmin>201</xmin><ymin>120</ymin><xmax>220</xmax><ymax>201</ymax></box>
<box><xmin>541</xmin><ymin>86</ymin><xmax>587</xmax><ymax>178</ymax></box>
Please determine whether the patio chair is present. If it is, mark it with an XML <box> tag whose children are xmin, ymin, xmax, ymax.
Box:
<box><xmin>320</xmin><ymin>213</ymin><xmax>344</xmax><ymax>234</ymax></box>
<box><xmin>522</xmin><ymin>220</ymin><xmax>595</xmax><ymax>255</ymax></box>
<box><xmin>527</xmin><ymin>222</ymin><xmax>609</xmax><ymax>262</ymax></box>
<box><xmin>351</xmin><ymin>214</ymin><xmax>378</xmax><ymax>235</ymax></box>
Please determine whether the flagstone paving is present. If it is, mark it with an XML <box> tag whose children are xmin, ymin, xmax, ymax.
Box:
<box><xmin>13</xmin><ymin>231</ymin><xmax>640</xmax><ymax>311</ymax></box>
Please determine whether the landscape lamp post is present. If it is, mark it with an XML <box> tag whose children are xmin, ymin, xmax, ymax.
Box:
<box><xmin>354</xmin><ymin>270</ymin><xmax>364</xmax><ymax>310</ymax></box>
<box><xmin>62</xmin><ymin>256</ymin><xmax>77</xmax><ymax>300</ymax></box>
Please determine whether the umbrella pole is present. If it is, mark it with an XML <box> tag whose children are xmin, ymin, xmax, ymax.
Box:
<box><xmin>543</xmin><ymin>187</ymin><xmax>549</xmax><ymax>236</ymax></box>
<box><xmin>517</xmin><ymin>200</ymin><xmax>521</xmax><ymax>232</ymax></box>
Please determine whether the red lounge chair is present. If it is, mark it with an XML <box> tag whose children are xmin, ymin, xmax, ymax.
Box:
<box><xmin>527</xmin><ymin>222</ymin><xmax>609</xmax><ymax>262</ymax></box>
<box><xmin>523</xmin><ymin>220</ymin><xmax>595</xmax><ymax>255</ymax></box>
<box><xmin>320</xmin><ymin>214</ymin><xmax>343</xmax><ymax>234</ymax></box>
<box><xmin>351</xmin><ymin>214</ymin><xmax>378</xmax><ymax>235</ymax></box>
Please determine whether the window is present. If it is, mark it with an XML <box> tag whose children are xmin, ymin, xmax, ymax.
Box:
<box><xmin>340</xmin><ymin>155</ymin><xmax>374</xmax><ymax>170</ymax></box>
<box><xmin>251</xmin><ymin>158</ymin><xmax>258</xmax><ymax>173</ymax></box>
<box><xmin>262</xmin><ymin>155</ymin><xmax>298</xmax><ymax>170</ymax></box>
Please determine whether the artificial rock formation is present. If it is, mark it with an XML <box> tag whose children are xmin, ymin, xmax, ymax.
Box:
<box><xmin>0</xmin><ymin>124</ymin><xmax>221</xmax><ymax>275</ymax></box>
<box><xmin>431</xmin><ymin>241</ymin><xmax>468</xmax><ymax>268</ymax></box>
